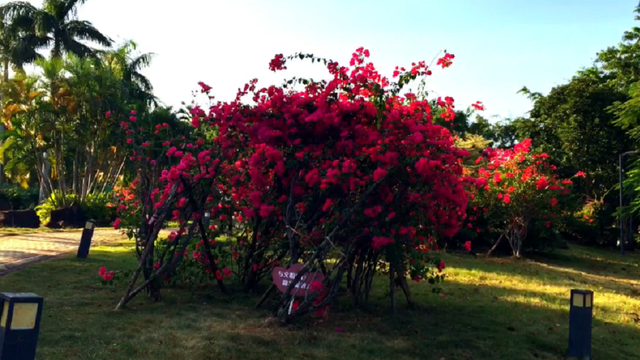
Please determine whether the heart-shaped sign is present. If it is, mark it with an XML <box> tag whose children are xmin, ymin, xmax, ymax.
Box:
<box><xmin>272</xmin><ymin>263</ymin><xmax>325</xmax><ymax>297</ymax></box>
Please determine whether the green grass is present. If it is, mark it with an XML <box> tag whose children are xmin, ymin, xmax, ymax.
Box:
<box><xmin>1</xmin><ymin>243</ymin><xmax>640</xmax><ymax>360</ymax></box>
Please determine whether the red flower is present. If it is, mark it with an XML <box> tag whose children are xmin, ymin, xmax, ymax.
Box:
<box><xmin>364</xmin><ymin>206</ymin><xmax>383</xmax><ymax>218</ymax></box>
<box><xmin>259</xmin><ymin>205</ymin><xmax>275</xmax><ymax>218</ymax></box>
<box><xmin>98</xmin><ymin>267</ymin><xmax>107</xmax><ymax>276</ymax></box>
<box><xmin>371</xmin><ymin>236</ymin><xmax>394</xmax><ymax>250</ymax></box>
<box><xmin>103</xmin><ymin>271</ymin><xmax>114</xmax><ymax>281</ymax></box>
<box><xmin>268</xmin><ymin>54</ymin><xmax>287</xmax><ymax>72</ymax></box>
<box><xmin>550</xmin><ymin>198</ymin><xmax>558</xmax><ymax>207</ymax></box>
<box><xmin>463</xmin><ymin>241</ymin><xmax>472</xmax><ymax>252</ymax></box>
<box><xmin>575</xmin><ymin>171</ymin><xmax>586</xmax><ymax>178</ymax></box>
<box><xmin>198</xmin><ymin>82</ymin><xmax>212</xmax><ymax>93</ymax></box>
<box><xmin>113</xmin><ymin>218</ymin><xmax>121</xmax><ymax>229</ymax></box>
<box><xmin>503</xmin><ymin>194</ymin><xmax>511</xmax><ymax>204</ymax></box>
<box><xmin>304</xmin><ymin>169</ymin><xmax>321</xmax><ymax>187</ymax></box>
<box><xmin>322</xmin><ymin>199</ymin><xmax>334</xmax><ymax>212</ymax></box>
<box><xmin>437</xmin><ymin>261</ymin><xmax>446</xmax><ymax>272</ymax></box>
<box><xmin>436</xmin><ymin>53</ymin><xmax>455</xmax><ymax>68</ymax></box>
<box><xmin>536</xmin><ymin>177</ymin><xmax>548</xmax><ymax>190</ymax></box>
<box><xmin>373</xmin><ymin>168</ymin><xmax>388</xmax><ymax>182</ymax></box>
<box><xmin>471</xmin><ymin>101</ymin><xmax>484</xmax><ymax>111</ymax></box>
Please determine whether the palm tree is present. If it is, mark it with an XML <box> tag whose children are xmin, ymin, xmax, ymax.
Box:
<box><xmin>0</xmin><ymin>15</ymin><xmax>46</xmax><ymax>83</ymax></box>
<box><xmin>102</xmin><ymin>41</ymin><xmax>156</xmax><ymax>106</ymax></box>
<box><xmin>0</xmin><ymin>15</ymin><xmax>46</xmax><ymax>184</ymax></box>
<box><xmin>0</xmin><ymin>0</ymin><xmax>112</xmax><ymax>60</ymax></box>
<box><xmin>0</xmin><ymin>0</ymin><xmax>112</xmax><ymax>190</ymax></box>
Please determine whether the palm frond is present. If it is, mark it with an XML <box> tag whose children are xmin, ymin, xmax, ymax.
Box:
<box><xmin>0</xmin><ymin>2</ymin><xmax>38</xmax><ymax>20</ymax></box>
<box><xmin>131</xmin><ymin>71</ymin><xmax>153</xmax><ymax>92</ymax></box>
<box><xmin>63</xmin><ymin>20</ymin><xmax>112</xmax><ymax>48</ymax></box>
<box><xmin>129</xmin><ymin>52</ymin><xmax>154</xmax><ymax>72</ymax></box>
<box><xmin>60</xmin><ymin>0</ymin><xmax>88</xmax><ymax>21</ymax></box>
<box><xmin>9</xmin><ymin>34</ymin><xmax>47</xmax><ymax>65</ymax></box>
<box><xmin>60</xmin><ymin>37</ymin><xmax>94</xmax><ymax>59</ymax></box>
<box><xmin>33</xmin><ymin>11</ymin><xmax>57</xmax><ymax>39</ymax></box>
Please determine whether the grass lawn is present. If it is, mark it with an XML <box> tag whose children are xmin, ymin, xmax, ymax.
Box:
<box><xmin>1</xmin><ymin>243</ymin><xmax>639</xmax><ymax>360</ymax></box>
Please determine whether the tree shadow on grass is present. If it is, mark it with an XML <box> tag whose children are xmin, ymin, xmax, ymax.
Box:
<box><xmin>126</xmin><ymin>281</ymin><xmax>639</xmax><ymax>360</ymax></box>
<box><xmin>49</xmin><ymin>277</ymin><xmax>634</xmax><ymax>360</ymax></box>
<box><xmin>449</xmin><ymin>250</ymin><xmax>640</xmax><ymax>298</ymax></box>
<box><xmin>4</xmin><ymin>249</ymin><xmax>639</xmax><ymax>360</ymax></box>
<box><xmin>527</xmin><ymin>244</ymin><xmax>640</xmax><ymax>283</ymax></box>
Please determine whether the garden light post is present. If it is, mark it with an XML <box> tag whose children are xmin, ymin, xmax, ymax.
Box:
<box><xmin>203</xmin><ymin>212</ymin><xmax>211</xmax><ymax>228</ymax></box>
<box><xmin>0</xmin><ymin>292</ymin><xmax>44</xmax><ymax>360</ymax></box>
<box><xmin>619</xmin><ymin>151</ymin><xmax>638</xmax><ymax>255</ymax></box>
<box><xmin>76</xmin><ymin>220</ymin><xmax>95</xmax><ymax>259</ymax></box>
<box><xmin>567</xmin><ymin>289</ymin><xmax>593</xmax><ymax>360</ymax></box>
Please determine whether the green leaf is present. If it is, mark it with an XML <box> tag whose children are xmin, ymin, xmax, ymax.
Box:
<box><xmin>0</xmin><ymin>138</ymin><xmax>16</xmax><ymax>164</ymax></box>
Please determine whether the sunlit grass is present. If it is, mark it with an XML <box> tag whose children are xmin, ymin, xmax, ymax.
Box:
<box><xmin>1</xmin><ymin>242</ymin><xmax>639</xmax><ymax>359</ymax></box>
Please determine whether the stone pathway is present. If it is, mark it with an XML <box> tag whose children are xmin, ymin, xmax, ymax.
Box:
<box><xmin>0</xmin><ymin>230</ymin><xmax>126</xmax><ymax>276</ymax></box>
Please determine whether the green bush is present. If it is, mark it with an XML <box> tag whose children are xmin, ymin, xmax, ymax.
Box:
<box><xmin>81</xmin><ymin>192</ymin><xmax>117</xmax><ymax>224</ymax></box>
<box><xmin>35</xmin><ymin>191</ymin><xmax>76</xmax><ymax>225</ymax></box>
<box><xmin>567</xmin><ymin>199</ymin><xmax>618</xmax><ymax>246</ymax></box>
<box><xmin>36</xmin><ymin>191</ymin><xmax>116</xmax><ymax>226</ymax></box>
<box><xmin>0</xmin><ymin>185</ymin><xmax>39</xmax><ymax>210</ymax></box>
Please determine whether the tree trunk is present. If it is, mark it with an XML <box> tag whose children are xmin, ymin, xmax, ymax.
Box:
<box><xmin>38</xmin><ymin>150</ymin><xmax>53</xmax><ymax>203</ymax></box>
<box><xmin>81</xmin><ymin>142</ymin><xmax>95</xmax><ymax>201</ymax></box>
<box><xmin>389</xmin><ymin>263</ymin><xmax>396</xmax><ymax>315</ymax></box>
<box><xmin>53</xmin><ymin>131</ymin><xmax>66</xmax><ymax>206</ymax></box>
<box><xmin>396</xmin><ymin>266</ymin><xmax>415</xmax><ymax>308</ymax></box>
<box><xmin>72</xmin><ymin>151</ymin><xmax>79</xmax><ymax>195</ymax></box>
<box><xmin>0</xmin><ymin>58</ymin><xmax>9</xmax><ymax>186</ymax></box>
<box><xmin>487</xmin><ymin>233</ymin><xmax>505</xmax><ymax>257</ymax></box>
<box><xmin>0</xmin><ymin>124</ymin><xmax>4</xmax><ymax>186</ymax></box>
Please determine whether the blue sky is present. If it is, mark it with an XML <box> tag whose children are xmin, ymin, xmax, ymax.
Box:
<box><xmin>26</xmin><ymin>0</ymin><xmax>640</xmax><ymax>121</ymax></box>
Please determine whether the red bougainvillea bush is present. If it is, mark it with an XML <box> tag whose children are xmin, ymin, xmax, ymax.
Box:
<box><xmin>461</xmin><ymin>139</ymin><xmax>575</xmax><ymax>256</ymax></box>
<box><xmin>111</xmin><ymin>47</ymin><xmax>478</xmax><ymax>322</ymax></box>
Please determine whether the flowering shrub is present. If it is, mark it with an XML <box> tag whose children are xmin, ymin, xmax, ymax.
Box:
<box><xmin>98</xmin><ymin>266</ymin><xmax>116</xmax><ymax>284</ymax></box>
<box><xmin>109</xmin><ymin>47</ymin><xmax>479</xmax><ymax>322</ymax></box>
<box><xmin>463</xmin><ymin>139</ymin><xmax>575</xmax><ymax>256</ymax></box>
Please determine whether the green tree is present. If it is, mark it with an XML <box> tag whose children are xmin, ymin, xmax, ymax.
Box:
<box><xmin>0</xmin><ymin>14</ymin><xmax>45</xmax><ymax>82</ymax></box>
<box><xmin>594</xmin><ymin>3</ymin><xmax>640</xmax><ymax>92</ymax></box>
<box><xmin>0</xmin><ymin>71</ymin><xmax>52</xmax><ymax>193</ymax></box>
<box><xmin>516</xmin><ymin>74</ymin><xmax>629</xmax><ymax>199</ymax></box>
<box><xmin>0</xmin><ymin>14</ymin><xmax>47</xmax><ymax>185</ymax></box>
<box><xmin>102</xmin><ymin>40</ymin><xmax>156</xmax><ymax>108</ymax></box>
<box><xmin>0</xmin><ymin>0</ymin><xmax>112</xmax><ymax>59</ymax></box>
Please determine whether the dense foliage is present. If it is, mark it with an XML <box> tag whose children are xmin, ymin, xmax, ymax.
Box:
<box><xmin>110</xmin><ymin>48</ymin><xmax>482</xmax><ymax>322</ymax></box>
<box><xmin>459</xmin><ymin>139</ymin><xmax>577</xmax><ymax>256</ymax></box>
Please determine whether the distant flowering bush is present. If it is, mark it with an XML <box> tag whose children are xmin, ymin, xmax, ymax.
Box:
<box><xmin>108</xmin><ymin>47</ymin><xmax>483</xmax><ymax>322</ymax></box>
<box><xmin>463</xmin><ymin>139</ymin><xmax>574</xmax><ymax>256</ymax></box>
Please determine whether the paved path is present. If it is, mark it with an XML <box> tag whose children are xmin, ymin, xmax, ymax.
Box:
<box><xmin>0</xmin><ymin>230</ymin><xmax>127</xmax><ymax>276</ymax></box>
